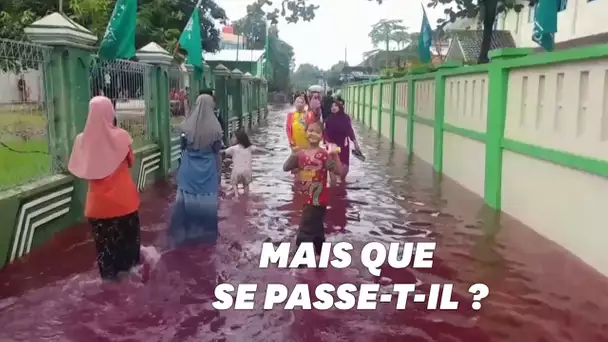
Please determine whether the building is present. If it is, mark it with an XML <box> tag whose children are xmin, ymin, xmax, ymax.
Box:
<box><xmin>445</xmin><ymin>0</ymin><xmax>608</xmax><ymax>54</ymax></box>
<box><xmin>219</xmin><ymin>26</ymin><xmax>247</xmax><ymax>50</ymax></box>
<box><xmin>205</xmin><ymin>49</ymin><xmax>265</xmax><ymax>76</ymax></box>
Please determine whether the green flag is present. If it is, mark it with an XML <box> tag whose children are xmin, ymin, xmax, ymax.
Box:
<box><xmin>532</xmin><ymin>0</ymin><xmax>558</xmax><ymax>51</ymax></box>
<box><xmin>264</xmin><ymin>22</ymin><xmax>270</xmax><ymax>78</ymax></box>
<box><xmin>177</xmin><ymin>4</ymin><xmax>203</xmax><ymax>68</ymax></box>
<box><xmin>418</xmin><ymin>5</ymin><xmax>433</xmax><ymax>64</ymax></box>
<box><xmin>98</xmin><ymin>0</ymin><xmax>137</xmax><ymax>60</ymax></box>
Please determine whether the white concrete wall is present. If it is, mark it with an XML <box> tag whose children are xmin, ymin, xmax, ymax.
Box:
<box><xmin>442</xmin><ymin>73</ymin><xmax>489</xmax><ymax>197</ymax></box>
<box><xmin>502</xmin><ymin>0</ymin><xmax>608</xmax><ymax>48</ymax></box>
<box><xmin>394</xmin><ymin>116</ymin><xmax>408</xmax><ymax>148</ymax></box>
<box><xmin>502</xmin><ymin>59</ymin><xmax>608</xmax><ymax>275</ymax></box>
<box><xmin>381</xmin><ymin>112</ymin><xmax>392</xmax><ymax>139</ymax></box>
<box><xmin>413</xmin><ymin>123</ymin><xmax>434</xmax><ymax>164</ymax></box>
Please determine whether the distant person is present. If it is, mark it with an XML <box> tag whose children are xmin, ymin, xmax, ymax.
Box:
<box><xmin>169</xmin><ymin>94</ymin><xmax>222</xmax><ymax>247</ymax></box>
<box><xmin>68</xmin><ymin>96</ymin><xmax>140</xmax><ymax>281</ymax></box>
<box><xmin>222</xmin><ymin>130</ymin><xmax>266</xmax><ymax>199</ymax></box>
<box><xmin>321</xmin><ymin>90</ymin><xmax>334</xmax><ymax>121</ymax></box>
<box><xmin>283</xmin><ymin>121</ymin><xmax>342</xmax><ymax>257</ymax></box>
<box><xmin>17</xmin><ymin>74</ymin><xmax>27</xmax><ymax>102</ymax></box>
<box><xmin>308</xmin><ymin>93</ymin><xmax>322</xmax><ymax>121</ymax></box>
<box><xmin>324</xmin><ymin>100</ymin><xmax>361</xmax><ymax>185</ymax></box>
<box><xmin>286</xmin><ymin>94</ymin><xmax>316</xmax><ymax>153</ymax></box>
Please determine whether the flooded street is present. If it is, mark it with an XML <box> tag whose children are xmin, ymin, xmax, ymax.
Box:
<box><xmin>1</xmin><ymin>105</ymin><xmax>608</xmax><ymax>342</ymax></box>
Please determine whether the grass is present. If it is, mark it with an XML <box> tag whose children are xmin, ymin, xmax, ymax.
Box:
<box><xmin>0</xmin><ymin>139</ymin><xmax>52</xmax><ymax>190</ymax></box>
<box><xmin>0</xmin><ymin>112</ymin><xmax>183</xmax><ymax>190</ymax></box>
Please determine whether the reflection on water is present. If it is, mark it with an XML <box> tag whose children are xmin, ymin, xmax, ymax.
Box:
<box><xmin>1</xmin><ymin>105</ymin><xmax>608</xmax><ymax>342</ymax></box>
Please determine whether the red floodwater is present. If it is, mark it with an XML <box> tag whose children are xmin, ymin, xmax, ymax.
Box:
<box><xmin>1</xmin><ymin>105</ymin><xmax>608</xmax><ymax>342</ymax></box>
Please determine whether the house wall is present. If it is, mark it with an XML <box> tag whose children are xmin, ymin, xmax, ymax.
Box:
<box><xmin>501</xmin><ymin>0</ymin><xmax>608</xmax><ymax>47</ymax></box>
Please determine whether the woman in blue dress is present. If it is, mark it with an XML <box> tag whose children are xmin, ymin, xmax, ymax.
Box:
<box><xmin>169</xmin><ymin>94</ymin><xmax>223</xmax><ymax>247</ymax></box>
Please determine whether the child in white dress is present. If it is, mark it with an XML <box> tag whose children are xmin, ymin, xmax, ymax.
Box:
<box><xmin>222</xmin><ymin>130</ymin><xmax>258</xmax><ymax>198</ymax></box>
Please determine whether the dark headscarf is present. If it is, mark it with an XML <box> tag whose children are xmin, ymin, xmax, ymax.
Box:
<box><xmin>324</xmin><ymin>101</ymin><xmax>352</xmax><ymax>143</ymax></box>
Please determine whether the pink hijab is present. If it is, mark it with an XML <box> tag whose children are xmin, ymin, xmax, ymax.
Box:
<box><xmin>309</xmin><ymin>93</ymin><xmax>322</xmax><ymax>119</ymax></box>
<box><xmin>68</xmin><ymin>96</ymin><xmax>133</xmax><ymax>180</ymax></box>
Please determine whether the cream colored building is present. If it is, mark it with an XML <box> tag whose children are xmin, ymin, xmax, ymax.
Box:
<box><xmin>497</xmin><ymin>0</ymin><xmax>607</xmax><ymax>48</ymax></box>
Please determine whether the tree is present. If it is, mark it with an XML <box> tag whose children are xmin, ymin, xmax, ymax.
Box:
<box><xmin>243</xmin><ymin>0</ymin><xmax>384</xmax><ymax>25</ymax></box>
<box><xmin>233</xmin><ymin>10</ymin><xmax>295</xmax><ymax>92</ymax></box>
<box><xmin>324</xmin><ymin>61</ymin><xmax>347</xmax><ymax>88</ymax></box>
<box><xmin>428</xmin><ymin>0</ymin><xmax>528</xmax><ymax>63</ymax></box>
<box><xmin>0</xmin><ymin>0</ymin><xmax>228</xmax><ymax>54</ymax></box>
<box><xmin>366</xmin><ymin>19</ymin><xmax>412</xmax><ymax>68</ymax></box>
<box><xmin>291</xmin><ymin>63</ymin><xmax>323</xmax><ymax>92</ymax></box>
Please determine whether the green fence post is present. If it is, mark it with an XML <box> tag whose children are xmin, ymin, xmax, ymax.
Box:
<box><xmin>185</xmin><ymin>65</ymin><xmax>200</xmax><ymax>108</ymax></box>
<box><xmin>260</xmin><ymin>76</ymin><xmax>268</xmax><ymax>120</ymax></box>
<box><xmin>213</xmin><ymin>64</ymin><xmax>230</xmax><ymax>143</ymax></box>
<box><xmin>136</xmin><ymin>43</ymin><xmax>173</xmax><ymax>177</ymax></box>
<box><xmin>243</xmin><ymin>72</ymin><xmax>254</xmax><ymax>130</ymax></box>
<box><xmin>353</xmin><ymin>85</ymin><xmax>357</xmax><ymax>120</ymax></box>
<box><xmin>23</xmin><ymin>13</ymin><xmax>97</xmax><ymax>225</ymax></box>
<box><xmin>377</xmin><ymin>81</ymin><xmax>383</xmax><ymax>136</ymax></box>
<box><xmin>230</xmin><ymin>69</ymin><xmax>244</xmax><ymax>131</ymax></box>
<box><xmin>368</xmin><ymin>83</ymin><xmax>374</xmax><ymax>128</ymax></box>
<box><xmin>203</xmin><ymin>62</ymin><xmax>213</xmax><ymax>89</ymax></box>
<box><xmin>407</xmin><ymin>77</ymin><xmax>415</xmax><ymax>155</ymax></box>
<box><xmin>252</xmin><ymin>76</ymin><xmax>260</xmax><ymax>126</ymax></box>
<box><xmin>432</xmin><ymin>63</ymin><xmax>461</xmax><ymax>173</ymax></box>
<box><xmin>362</xmin><ymin>85</ymin><xmax>367</xmax><ymax>125</ymax></box>
<box><xmin>484</xmin><ymin>49</ymin><xmax>529</xmax><ymax>209</ymax></box>
<box><xmin>390</xmin><ymin>80</ymin><xmax>397</xmax><ymax>143</ymax></box>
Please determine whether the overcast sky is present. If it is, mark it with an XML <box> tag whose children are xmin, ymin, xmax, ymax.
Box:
<box><xmin>216</xmin><ymin>0</ymin><xmax>442</xmax><ymax>69</ymax></box>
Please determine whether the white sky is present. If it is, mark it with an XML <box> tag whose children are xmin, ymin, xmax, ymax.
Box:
<box><xmin>216</xmin><ymin>0</ymin><xmax>442</xmax><ymax>69</ymax></box>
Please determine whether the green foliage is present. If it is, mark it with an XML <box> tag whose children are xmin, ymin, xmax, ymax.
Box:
<box><xmin>324</xmin><ymin>61</ymin><xmax>347</xmax><ymax>88</ymax></box>
<box><xmin>246</xmin><ymin>0</ymin><xmax>384</xmax><ymax>25</ymax></box>
<box><xmin>368</xmin><ymin>19</ymin><xmax>408</xmax><ymax>48</ymax></box>
<box><xmin>0</xmin><ymin>0</ymin><xmax>228</xmax><ymax>54</ymax></box>
<box><xmin>291</xmin><ymin>63</ymin><xmax>323</xmax><ymax>92</ymax></box>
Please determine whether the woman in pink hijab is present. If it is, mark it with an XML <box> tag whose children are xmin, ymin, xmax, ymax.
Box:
<box><xmin>68</xmin><ymin>96</ymin><xmax>141</xmax><ymax>281</ymax></box>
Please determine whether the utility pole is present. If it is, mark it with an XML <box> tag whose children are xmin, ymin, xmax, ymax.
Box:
<box><xmin>59</xmin><ymin>0</ymin><xmax>63</xmax><ymax>12</ymax></box>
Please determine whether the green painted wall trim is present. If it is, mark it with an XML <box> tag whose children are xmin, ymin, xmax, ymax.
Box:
<box><xmin>433</xmin><ymin>74</ymin><xmax>446</xmax><ymax>173</ymax></box>
<box><xmin>390</xmin><ymin>81</ymin><xmax>397</xmax><ymax>143</ymax></box>
<box><xmin>368</xmin><ymin>85</ymin><xmax>374</xmax><ymax>128</ymax></box>
<box><xmin>413</xmin><ymin>116</ymin><xmax>435</xmax><ymax>127</ymax></box>
<box><xmin>377</xmin><ymin>83</ymin><xmax>383</xmax><ymax>135</ymax></box>
<box><xmin>484</xmin><ymin>67</ymin><xmax>509</xmax><ymax>210</ymax></box>
<box><xmin>395</xmin><ymin>110</ymin><xmax>408</xmax><ymax>118</ymax></box>
<box><xmin>444</xmin><ymin>124</ymin><xmax>486</xmax><ymax>142</ymax></box>
<box><xmin>407</xmin><ymin>79</ymin><xmax>415</xmax><ymax>154</ymax></box>
<box><xmin>503</xmin><ymin>139</ymin><xmax>608</xmax><ymax>178</ymax></box>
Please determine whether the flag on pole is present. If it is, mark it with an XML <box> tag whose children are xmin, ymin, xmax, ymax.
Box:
<box><xmin>176</xmin><ymin>0</ymin><xmax>203</xmax><ymax>67</ymax></box>
<box><xmin>418</xmin><ymin>4</ymin><xmax>433</xmax><ymax>64</ymax></box>
<box><xmin>98</xmin><ymin>0</ymin><xmax>137</xmax><ymax>60</ymax></box>
<box><xmin>264</xmin><ymin>22</ymin><xmax>271</xmax><ymax>78</ymax></box>
<box><xmin>532</xmin><ymin>0</ymin><xmax>558</xmax><ymax>51</ymax></box>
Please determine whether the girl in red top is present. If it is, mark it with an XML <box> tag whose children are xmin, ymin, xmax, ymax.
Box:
<box><xmin>283</xmin><ymin>121</ymin><xmax>342</xmax><ymax>255</ymax></box>
<box><xmin>68</xmin><ymin>96</ymin><xmax>140</xmax><ymax>281</ymax></box>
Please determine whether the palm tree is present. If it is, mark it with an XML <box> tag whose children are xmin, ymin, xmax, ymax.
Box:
<box><xmin>368</xmin><ymin>19</ymin><xmax>408</xmax><ymax>68</ymax></box>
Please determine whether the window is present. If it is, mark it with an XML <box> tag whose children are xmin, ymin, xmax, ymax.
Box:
<box><xmin>558</xmin><ymin>0</ymin><xmax>567</xmax><ymax>11</ymax></box>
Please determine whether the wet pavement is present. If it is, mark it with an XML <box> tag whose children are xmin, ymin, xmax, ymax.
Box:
<box><xmin>1</xmin><ymin>105</ymin><xmax>608</xmax><ymax>342</ymax></box>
